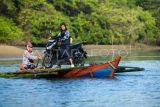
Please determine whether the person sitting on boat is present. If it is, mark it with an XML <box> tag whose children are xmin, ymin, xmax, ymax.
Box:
<box><xmin>19</xmin><ymin>42</ymin><xmax>41</xmax><ymax>70</ymax></box>
<box><xmin>51</xmin><ymin>22</ymin><xmax>74</xmax><ymax>67</ymax></box>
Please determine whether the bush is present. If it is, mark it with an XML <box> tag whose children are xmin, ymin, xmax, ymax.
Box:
<box><xmin>0</xmin><ymin>16</ymin><xmax>24</xmax><ymax>45</ymax></box>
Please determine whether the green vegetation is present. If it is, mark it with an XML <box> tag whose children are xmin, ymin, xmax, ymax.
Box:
<box><xmin>0</xmin><ymin>0</ymin><xmax>159</xmax><ymax>45</ymax></box>
<box><xmin>0</xmin><ymin>16</ymin><xmax>23</xmax><ymax>44</ymax></box>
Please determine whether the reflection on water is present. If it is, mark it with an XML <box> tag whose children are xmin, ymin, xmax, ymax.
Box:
<box><xmin>0</xmin><ymin>50</ymin><xmax>160</xmax><ymax>107</ymax></box>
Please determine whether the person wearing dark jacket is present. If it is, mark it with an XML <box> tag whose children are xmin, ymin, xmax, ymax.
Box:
<box><xmin>57</xmin><ymin>22</ymin><xmax>74</xmax><ymax>67</ymax></box>
<box><xmin>57</xmin><ymin>22</ymin><xmax>70</xmax><ymax>45</ymax></box>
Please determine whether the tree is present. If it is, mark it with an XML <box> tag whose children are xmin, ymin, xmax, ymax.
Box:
<box><xmin>0</xmin><ymin>16</ymin><xmax>24</xmax><ymax>45</ymax></box>
<box><xmin>17</xmin><ymin>0</ymin><xmax>71</xmax><ymax>44</ymax></box>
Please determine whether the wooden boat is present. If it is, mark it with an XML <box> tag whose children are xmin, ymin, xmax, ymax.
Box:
<box><xmin>0</xmin><ymin>55</ymin><xmax>122</xmax><ymax>78</ymax></box>
<box><xmin>115</xmin><ymin>66</ymin><xmax>144</xmax><ymax>73</ymax></box>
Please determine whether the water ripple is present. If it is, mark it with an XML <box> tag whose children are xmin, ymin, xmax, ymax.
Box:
<box><xmin>0</xmin><ymin>60</ymin><xmax>160</xmax><ymax>107</ymax></box>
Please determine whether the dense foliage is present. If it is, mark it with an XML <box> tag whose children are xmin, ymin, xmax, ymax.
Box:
<box><xmin>0</xmin><ymin>0</ymin><xmax>159</xmax><ymax>45</ymax></box>
<box><xmin>0</xmin><ymin>16</ymin><xmax>23</xmax><ymax>44</ymax></box>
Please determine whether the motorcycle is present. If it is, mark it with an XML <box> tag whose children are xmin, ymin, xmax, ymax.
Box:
<box><xmin>42</xmin><ymin>36</ymin><xmax>87</xmax><ymax>68</ymax></box>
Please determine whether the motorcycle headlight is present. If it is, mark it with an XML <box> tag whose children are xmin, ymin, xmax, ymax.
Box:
<box><xmin>48</xmin><ymin>40</ymin><xmax>55</xmax><ymax>42</ymax></box>
<box><xmin>47</xmin><ymin>42</ymin><xmax>56</xmax><ymax>50</ymax></box>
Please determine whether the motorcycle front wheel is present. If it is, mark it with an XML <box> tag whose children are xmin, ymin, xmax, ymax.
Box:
<box><xmin>42</xmin><ymin>54</ymin><xmax>53</xmax><ymax>68</ymax></box>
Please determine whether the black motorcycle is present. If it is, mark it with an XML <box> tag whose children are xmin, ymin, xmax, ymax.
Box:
<box><xmin>42</xmin><ymin>36</ymin><xmax>87</xmax><ymax>68</ymax></box>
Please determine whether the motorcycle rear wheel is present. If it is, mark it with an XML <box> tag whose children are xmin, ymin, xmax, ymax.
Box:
<box><xmin>73</xmin><ymin>52</ymin><xmax>85</xmax><ymax>67</ymax></box>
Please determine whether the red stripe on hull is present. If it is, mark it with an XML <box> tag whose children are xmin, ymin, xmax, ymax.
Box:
<box><xmin>64</xmin><ymin>55</ymin><xmax>122</xmax><ymax>78</ymax></box>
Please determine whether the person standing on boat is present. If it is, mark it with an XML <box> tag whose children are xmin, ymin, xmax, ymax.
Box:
<box><xmin>54</xmin><ymin>22</ymin><xmax>74</xmax><ymax>67</ymax></box>
<box><xmin>19</xmin><ymin>42</ymin><xmax>41</xmax><ymax>70</ymax></box>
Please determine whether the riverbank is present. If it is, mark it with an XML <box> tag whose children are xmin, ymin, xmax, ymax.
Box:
<box><xmin>0</xmin><ymin>45</ymin><xmax>24</xmax><ymax>58</ymax></box>
<box><xmin>85</xmin><ymin>44</ymin><xmax>160</xmax><ymax>57</ymax></box>
<box><xmin>0</xmin><ymin>44</ymin><xmax>159</xmax><ymax>58</ymax></box>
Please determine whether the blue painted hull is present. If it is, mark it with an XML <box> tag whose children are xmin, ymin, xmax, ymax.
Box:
<box><xmin>82</xmin><ymin>67</ymin><xmax>113</xmax><ymax>78</ymax></box>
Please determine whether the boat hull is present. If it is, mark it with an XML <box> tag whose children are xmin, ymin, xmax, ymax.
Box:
<box><xmin>63</xmin><ymin>55</ymin><xmax>121</xmax><ymax>78</ymax></box>
<box><xmin>82</xmin><ymin>67</ymin><xmax>112</xmax><ymax>78</ymax></box>
<box><xmin>0</xmin><ymin>55</ymin><xmax>122</xmax><ymax>78</ymax></box>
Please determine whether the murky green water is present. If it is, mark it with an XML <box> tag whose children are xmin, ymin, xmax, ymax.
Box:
<box><xmin>0</xmin><ymin>49</ymin><xmax>160</xmax><ymax>107</ymax></box>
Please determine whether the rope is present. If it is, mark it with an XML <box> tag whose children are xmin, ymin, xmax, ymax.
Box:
<box><xmin>108</xmin><ymin>61</ymin><xmax>116</xmax><ymax>70</ymax></box>
<box><xmin>89</xmin><ymin>71</ymin><xmax>93</xmax><ymax>78</ymax></box>
<box><xmin>35</xmin><ymin>50</ymin><xmax>42</xmax><ymax>68</ymax></box>
<box><xmin>86</xmin><ymin>67</ymin><xmax>93</xmax><ymax>78</ymax></box>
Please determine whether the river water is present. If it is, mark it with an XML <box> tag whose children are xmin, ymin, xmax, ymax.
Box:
<box><xmin>0</xmin><ymin>49</ymin><xmax>160</xmax><ymax>107</ymax></box>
